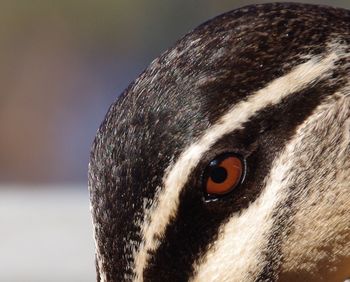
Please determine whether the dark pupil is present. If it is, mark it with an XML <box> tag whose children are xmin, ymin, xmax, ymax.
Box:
<box><xmin>210</xmin><ymin>166</ymin><xmax>227</xmax><ymax>183</ymax></box>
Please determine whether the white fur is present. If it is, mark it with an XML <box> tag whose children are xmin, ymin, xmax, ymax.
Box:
<box><xmin>192</xmin><ymin>86</ymin><xmax>350</xmax><ymax>282</ymax></box>
<box><xmin>191</xmin><ymin>129</ymin><xmax>295</xmax><ymax>282</ymax></box>
<box><xmin>132</xmin><ymin>48</ymin><xmax>343</xmax><ymax>280</ymax></box>
<box><xmin>191</xmin><ymin>85</ymin><xmax>350</xmax><ymax>282</ymax></box>
<box><xmin>279</xmin><ymin>89</ymin><xmax>350</xmax><ymax>281</ymax></box>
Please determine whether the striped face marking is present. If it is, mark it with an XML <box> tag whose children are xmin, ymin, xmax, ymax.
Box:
<box><xmin>132</xmin><ymin>46</ymin><xmax>346</xmax><ymax>281</ymax></box>
<box><xmin>88</xmin><ymin>4</ymin><xmax>350</xmax><ymax>281</ymax></box>
<box><xmin>192</xmin><ymin>84</ymin><xmax>350</xmax><ymax>282</ymax></box>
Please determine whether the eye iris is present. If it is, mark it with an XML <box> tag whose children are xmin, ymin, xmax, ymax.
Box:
<box><xmin>210</xmin><ymin>167</ymin><xmax>227</xmax><ymax>183</ymax></box>
<box><xmin>204</xmin><ymin>154</ymin><xmax>244</xmax><ymax>197</ymax></box>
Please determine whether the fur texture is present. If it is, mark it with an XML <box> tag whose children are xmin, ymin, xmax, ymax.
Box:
<box><xmin>134</xmin><ymin>47</ymin><xmax>343</xmax><ymax>281</ymax></box>
<box><xmin>88</xmin><ymin>3</ymin><xmax>350</xmax><ymax>281</ymax></box>
<box><xmin>191</xmin><ymin>87</ymin><xmax>350</xmax><ymax>282</ymax></box>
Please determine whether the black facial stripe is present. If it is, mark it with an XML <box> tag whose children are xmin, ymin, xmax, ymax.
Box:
<box><xmin>88</xmin><ymin>3</ymin><xmax>350</xmax><ymax>281</ymax></box>
<box><xmin>89</xmin><ymin>27</ymin><xmax>324</xmax><ymax>282</ymax></box>
<box><xmin>143</xmin><ymin>76</ymin><xmax>347</xmax><ymax>281</ymax></box>
<box><xmin>256</xmin><ymin>84</ymin><xmax>349</xmax><ymax>281</ymax></box>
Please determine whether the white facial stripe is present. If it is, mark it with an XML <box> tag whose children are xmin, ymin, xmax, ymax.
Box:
<box><xmin>191</xmin><ymin>85</ymin><xmax>350</xmax><ymax>282</ymax></box>
<box><xmin>190</xmin><ymin>136</ymin><xmax>295</xmax><ymax>282</ymax></box>
<box><xmin>279</xmin><ymin>89</ymin><xmax>350</xmax><ymax>280</ymax></box>
<box><xmin>132</xmin><ymin>48</ymin><xmax>343</xmax><ymax>280</ymax></box>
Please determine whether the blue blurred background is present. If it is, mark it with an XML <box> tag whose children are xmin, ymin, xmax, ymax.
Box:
<box><xmin>1</xmin><ymin>1</ymin><xmax>349</xmax><ymax>281</ymax></box>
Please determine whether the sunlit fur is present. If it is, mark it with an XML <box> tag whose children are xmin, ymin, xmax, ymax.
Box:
<box><xmin>191</xmin><ymin>89</ymin><xmax>350</xmax><ymax>282</ymax></box>
<box><xmin>279</xmin><ymin>91</ymin><xmax>350</xmax><ymax>281</ymax></box>
<box><xmin>133</xmin><ymin>47</ymin><xmax>345</xmax><ymax>281</ymax></box>
<box><xmin>88</xmin><ymin>3</ymin><xmax>350</xmax><ymax>282</ymax></box>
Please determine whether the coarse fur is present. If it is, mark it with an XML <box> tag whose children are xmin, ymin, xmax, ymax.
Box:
<box><xmin>279</xmin><ymin>90</ymin><xmax>350</xmax><ymax>281</ymax></box>
<box><xmin>88</xmin><ymin>3</ymin><xmax>350</xmax><ymax>282</ymax></box>
<box><xmin>191</xmin><ymin>88</ymin><xmax>350</xmax><ymax>282</ymax></box>
<box><xmin>134</xmin><ymin>47</ymin><xmax>344</xmax><ymax>282</ymax></box>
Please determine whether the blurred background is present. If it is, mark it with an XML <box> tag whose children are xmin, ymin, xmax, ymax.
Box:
<box><xmin>1</xmin><ymin>0</ymin><xmax>349</xmax><ymax>281</ymax></box>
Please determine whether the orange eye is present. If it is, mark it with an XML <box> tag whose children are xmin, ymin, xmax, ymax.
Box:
<box><xmin>204</xmin><ymin>154</ymin><xmax>244</xmax><ymax>197</ymax></box>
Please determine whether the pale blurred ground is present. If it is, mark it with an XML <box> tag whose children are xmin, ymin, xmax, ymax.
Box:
<box><xmin>0</xmin><ymin>186</ymin><xmax>95</xmax><ymax>282</ymax></box>
<box><xmin>1</xmin><ymin>1</ymin><xmax>349</xmax><ymax>281</ymax></box>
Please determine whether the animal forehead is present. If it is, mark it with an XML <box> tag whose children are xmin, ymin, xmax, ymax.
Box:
<box><xmin>102</xmin><ymin>3</ymin><xmax>350</xmax><ymax>187</ymax></box>
<box><xmin>160</xmin><ymin>2</ymin><xmax>347</xmax><ymax>66</ymax></box>
<box><xmin>115</xmin><ymin>3</ymin><xmax>349</xmax><ymax>126</ymax></box>
<box><xmin>100</xmin><ymin>4</ymin><xmax>349</xmax><ymax>191</ymax></box>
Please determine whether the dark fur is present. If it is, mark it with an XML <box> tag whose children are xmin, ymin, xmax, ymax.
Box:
<box><xmin>88</xmin><ymin>3</ymin><xmax>350</xmax><ymax>281</ymax></box>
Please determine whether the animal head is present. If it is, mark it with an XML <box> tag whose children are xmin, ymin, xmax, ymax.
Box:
<box><xmin>89</xmin><ymin>3</ymin><xmax>350</xmax><ymax>281</ymax></box>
